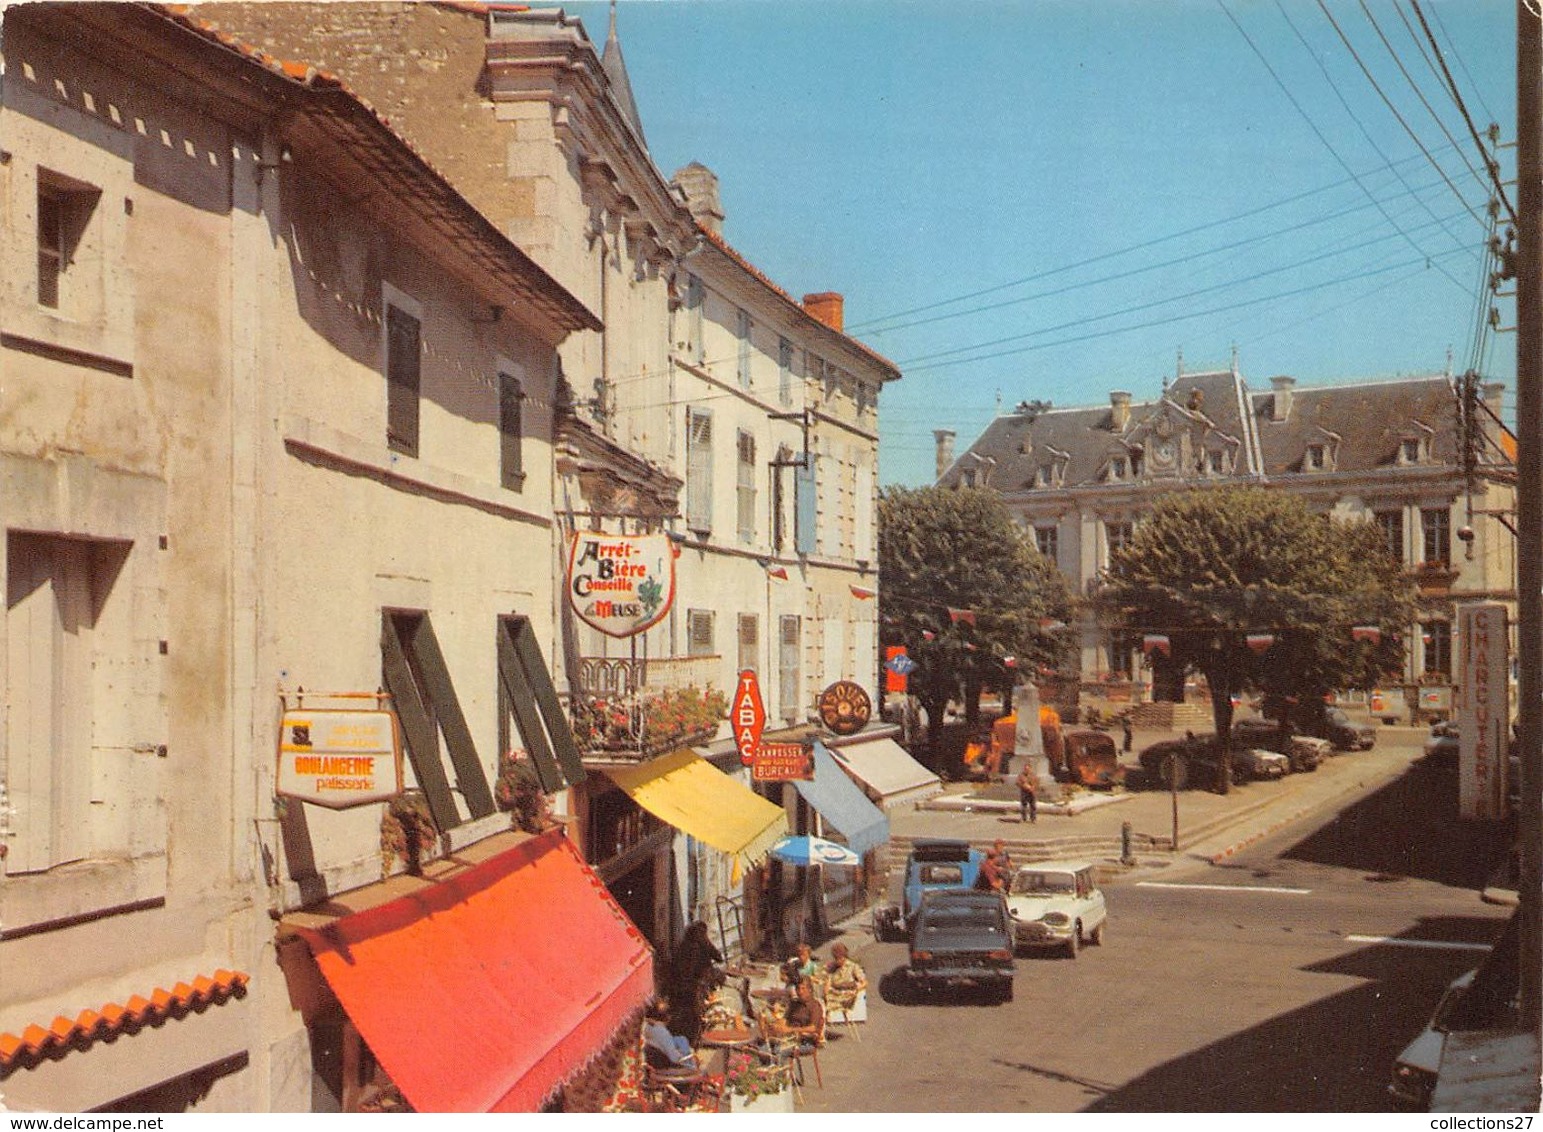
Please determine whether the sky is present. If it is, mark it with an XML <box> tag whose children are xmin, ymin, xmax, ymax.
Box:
<box><xmin>562</xmin><ymin>0</ymin><xmax>1517</xmax><ymax>488</ymax></box>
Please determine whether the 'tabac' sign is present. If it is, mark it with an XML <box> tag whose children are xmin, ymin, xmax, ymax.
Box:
<box><xmin>733</xmin><ymin>670</ymin><xmax>766</xmax><ymax>765</ymax></box>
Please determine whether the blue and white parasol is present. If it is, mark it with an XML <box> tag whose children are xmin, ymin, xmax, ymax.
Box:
<box><xmin>768</xmin><ymin>834</ymin><xmax>862</xmax><ymax>868</ymax></box>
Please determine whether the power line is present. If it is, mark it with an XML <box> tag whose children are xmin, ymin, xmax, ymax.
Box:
<box><xmin>1421</xmin><ymin>0</ymin><xmax>1499</xmax><ymax>125</ymax></box>
<box><xmin>1218</xmin><ymin>0</ymin><xmax>1472</xmax><ymax>295</ymax></box>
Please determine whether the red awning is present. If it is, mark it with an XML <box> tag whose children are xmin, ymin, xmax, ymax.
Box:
<box><xmin>295</xmin><ymin>829</ymin><xmax>652</xmax><ymax>1112</ymax></box>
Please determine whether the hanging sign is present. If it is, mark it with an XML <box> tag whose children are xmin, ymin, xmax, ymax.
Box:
<box><xmin>1459</xmin><ymin>603</ymin><xmax>1509</xmax><ymax>820</ymax></box>
<box><xmin>885</xmin><ymin>646</ymin><xmax>915</xmax><ymax>694</ymax></box>
<box><xmin>277</xmin><ymin>709</ymin><xmax>404</xmax><ymax>808</ymax></box>
<box><xmin>733</xmin><ymin>670</ymin><xmax>767</xmax><ymax>766</ymax></box>
<box><xmin>567</xmin><ymin>532</ymin><xmax>675</xmax><ymax>638</ymax></box>
<box><xmin>753</xmin><ymin>742</ymin><xmax>815</xmax><ymax>782</ymax></box>
<box><xmin>818</xmin><ymin>680</ymin><xmax>872</xmax><ymax>736</ymax></box>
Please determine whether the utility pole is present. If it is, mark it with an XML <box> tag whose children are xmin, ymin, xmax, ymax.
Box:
<box><xmin>1515</xmin><ymin>0</ymin><xmax>1541</xmax><ymax>1035</ymax></box>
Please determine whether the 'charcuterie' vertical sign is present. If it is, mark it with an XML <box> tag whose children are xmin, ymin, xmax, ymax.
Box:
<box><xmin>567</xmin><ymin>532</ymin><xmax>676</xmax><ymax>638</ymax></box>
<box><xmin>1459</xmin><ymin>602</ymin><xmax>1509</xmax><ymax>820</ymax></box>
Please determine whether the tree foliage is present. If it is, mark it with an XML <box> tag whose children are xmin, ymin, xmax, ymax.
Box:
<box><xmin>878</xmin><ymin>486</ymin><xmax>1075</xmax><ymax>733</ymax></box>
<box><xmin>1097</xmin><ymin>486</ymin><xmax>1415</xmax><ymax>784</ymax></box>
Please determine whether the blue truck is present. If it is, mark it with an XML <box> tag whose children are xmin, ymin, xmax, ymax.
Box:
<box><xmin>873</xmin><ymin>838</ymin><xmax>986</xmax><ymax>941</ymax></box>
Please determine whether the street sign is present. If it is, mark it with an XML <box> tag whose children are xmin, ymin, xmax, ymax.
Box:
<box><xmin>732</xmin><ymin>669</ymin><xmax>766</xmax><ymax>765</ymax></box>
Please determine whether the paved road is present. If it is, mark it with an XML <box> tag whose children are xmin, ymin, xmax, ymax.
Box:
<box><xmin>798</xmin><ymin>741</ymin><xmax>1512</xmax><ymax>1112</ymax></box>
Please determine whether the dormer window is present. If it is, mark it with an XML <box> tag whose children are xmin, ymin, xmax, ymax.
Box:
<box><xmin>1108</xmin><ymin>456</ymin><xmax>1129</xmax><ymax>481</ymax></box>
<box><xmin>1305</xmin><ymin>444</ymin><xmax>1326</xmax><ymax>471</ymax></box>
<box><xmin>1401</xmin><ymin>438</ymin><xmax>1421</xmax><ymax>463</ymax></box>
<box><xmin>1034</xmin><ymin>465</ymin><xmax>1053</xmax><ymax>489</ymax></box>
<box><xmin>1205</xmin><ymin>450</ymin><xmax>1227</xmax><ymax>475</ymax></box>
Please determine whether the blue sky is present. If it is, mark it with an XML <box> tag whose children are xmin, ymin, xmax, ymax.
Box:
<box><xmin>564</xmin><ymin>0</ymin><xmax>1516</xmax><ymax>487</ymax></box>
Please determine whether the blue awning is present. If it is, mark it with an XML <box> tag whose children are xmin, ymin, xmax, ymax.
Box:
<box><xmin>793</xmin><ymin>743</ymin><xmax>890</xmax><ymax>857</ymax></box>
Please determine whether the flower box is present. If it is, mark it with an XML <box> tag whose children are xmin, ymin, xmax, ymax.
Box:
<box><xmin>729</xmin><ymin>1085</ymin><xmax>793</xmax><ymax>1114</ymax></box>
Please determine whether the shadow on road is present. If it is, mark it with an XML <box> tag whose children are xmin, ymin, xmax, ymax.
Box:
<box><xmin>877</xmin><ymin>967</ymin><xmax>1011</xmax><ymax>1008</ymax></box>
<box><xmin>1277</xmin><ymin>753</ymin><xmax>1510</xmax><ymax>889</ymax></box>
<box><xmin>1084</xmin><ymin>914</ymin><xmax>1508</xmax><ymax>1112</ymax></box>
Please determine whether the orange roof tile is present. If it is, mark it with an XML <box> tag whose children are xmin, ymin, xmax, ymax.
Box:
<box><xmin>0</xmin><ymin>970</ymin><xmax>249</xmax><ymax>1070</ymax></box>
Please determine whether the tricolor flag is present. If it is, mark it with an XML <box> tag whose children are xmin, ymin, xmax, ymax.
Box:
<box><xmin>1245</xmin><ymin>633</ymin><xmax>1276</xmax><ymax>654</ymax></box>
<box><xmin>1351</xmin><ymin>625</ymin><xmax>1382</xmax><ymax>644</ymax></box>
<box><xmin>850</xmin><ymin>584</ymin><xmax>876</xmax><ymax>600</ymax></box>
<box><xmin>1142</xmin><ymin>633</ymin><xmax>1171</xmax><ymax>657</ymax></box>
<box><xmin>948</xmin><ymin>608</ymin><xmax>976</xmax><ymax>626</ymax></box>
<box><xmin>1002</xmin><ymin>656</ymin><xmax>1018</xmax><ymax>668</ymax></box>
<box><xmin>921</xmin><ymin>630</ymin><xmax>936</xmax><ymax>642</ymax></box>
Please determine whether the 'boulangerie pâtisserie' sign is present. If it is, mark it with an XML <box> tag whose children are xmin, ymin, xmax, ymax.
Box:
<box><xmin>567</xmin><ymin>532</ymin><xmax>676</xmax><ymax>638</ymax></box>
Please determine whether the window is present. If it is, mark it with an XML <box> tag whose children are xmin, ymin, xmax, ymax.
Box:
<box><xmin>1402</xmin><ymin>438</ymin><xmax>1423</xmax><ymax>464</ymax></box>
<box><xmin>823</xmin><ymin>362</ymin><xmax>840</xmax><ymax>403</ymax></box>
<box><xmin>736</xmin><ymin>431</ymin><xmax>757</xmax><ymax>544</ymax></box>
<box><xmin>499</xmin><ymin>371</ymin><xmax>525</xmax><ymax>490</ymax></box>
<box><xmin>1106</xmin><ymin>521</ymin><xmax>1133</xmax><ymax>560</ymax></box>
<box><xmin>1423</xmin><ymin>620</ymin><xmax>1452</xmax><ymax>678</ymax></box>
<box><xmin>1305</xmin><ymin>444</ymin><xmax>1326</xmax><ymax>471</ymax></box>
<box><xmin>1108</xmin><ymin>456</ymin><xmax>1128</xmax><ymax>481</ymax></box>
<box><xmin>738</xmin><ymin>613</ymin><xmax>759</xmax><ymax>675</ymax></box>
<box><xmin>35</xmin><ymin>174</ymin><xmax>99</xmax><ymax>311</ymax></box>
<box><xmin>686</xmin><ymin>408</ymin><xmax>713</xmax><ymax>535</ymax></box>
<box><xmin>687</xmin><ymin>609</ymin><xmax>715</xmax><ymax>657</ymax></box>
<box><xmin>961</xmin><ymin>469</ymin><xmax>977</xmax><ymax>489</ymax></box>
<box><xmin>1107</xmin><ymin>631</ymin><xmax>1134</xmax><ymax>679</ymax></box>
<box><xmin>386</xmin><ymin>302</ymin><xmax>422</xmax><ymax>457</ymax></box>
<box><xmin>779</xmin><ymin>614</ymin><xmax>802</xmax><ymax>724</ymax></box>
<box><xmin>381</xmin><ymin>611</ymin><xmax>494</xmax><ymax>832</ymax></box>
<box><xmin>1422</xmin><ymin>507</ymin><xmax>1451</xmax><ymax>567</ymax></box>
<box><xmin>778</xmin><ymin>338</ymin><xmax>794</xmax><ymax>407</ymax></box>
<box><xmin>736</xmin><ymin>308</ymin><xmax>752</xmax><ymax>388</ymax></box>
<box><xmin>1375</xmin><ymin>510</ymin><xmax>1404</xmax><ymax>563</ymax></box>
<box><xmin>687</xmin><ymin>274</ymin><xmax>705</xmax><ymax>364</ymax></box>
<box><xmin>795</xmin><ymin>453</ymin><xmax>817</xmax><ymax>556</ymax></box>
<box><xmin>772</xmin><ymin>444</ymin><xmax>791</xmax><ymax>553</ymax></box>
<box><xmin>1034</xmin><ymin>525</ymin><xmax>1058</xmax><ymax>563</ymax></box>
<box><xmin>1207</xmin><ymin>450</ymin><xmax>1227</xmax><ymax>474</ymax></box>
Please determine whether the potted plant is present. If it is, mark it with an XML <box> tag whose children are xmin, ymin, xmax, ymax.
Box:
<box><xmin>723</xmin><ymin>1052</ymin><xmax>793</xmax><ymax>1113</ymax></box>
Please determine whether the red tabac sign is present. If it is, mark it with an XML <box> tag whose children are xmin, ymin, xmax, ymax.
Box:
<box><xmin>567</xmin><ymin>532</ymin><xmax>676</xmax><ymax>638</ymax></box>
<box><xmin>733</xmin><ymin>670</ymin><xmax>766</xmax><ymax>766</ymax></box>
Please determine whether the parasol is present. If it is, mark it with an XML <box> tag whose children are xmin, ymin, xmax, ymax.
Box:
<box><xmin>768</xmin><ymin>834</ymin><xmax>862</xmax><ymax>868</ymax></box>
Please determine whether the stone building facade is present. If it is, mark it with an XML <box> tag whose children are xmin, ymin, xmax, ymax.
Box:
<box><xmin>938</xmin><ymin>365</ymin><xmax>1517</xmax><ymax>716</ymax></box>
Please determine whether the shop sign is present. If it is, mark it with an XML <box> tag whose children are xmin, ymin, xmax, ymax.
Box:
<box><xmin>566</xmin><ymin>532</ymin><xmax>675</xmax><ymax>638</ymax></box>
<box><xmin>884</xmin><ymin>646</ymin><xmax>915</xmax><ymax>694</ymax></box>
<box><xmin>1459</xmin><ymin>603</ymin><xmax>1509</xmax><ymax>820</ymax></box>
<box><xmin>733</xmin><ymin>669</ymin><xmax>767</xmax><ymax>766</ymax></box>
<box><xmin>277</xmin><ymin>709</ymin><xmax>403</xmax><ymax>808</ymax></box>
<box><xmin>752</xmin><ymin>742</ymin><xmax>814</xmax><ymax>782</ymax></box>
<box><xmin>817</xmin><ymin>680</ymin><xmax>871</xmax><ymax>736</ymax></box>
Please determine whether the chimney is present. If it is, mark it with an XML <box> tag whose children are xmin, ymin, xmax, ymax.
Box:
<box><xmin>803</xmin><ymin>292</ymin><xmax>844</xmax><ymax>333</ymax></box>
<box><xmin>1484</xmin><ymin>381</ymin><xmax>1506</xmax><ymax>413</ymax></box>
<box><xmin>1110</xmin><ymin>390</ymin><xmax>1131</xmax><ymax>431</ymax></box>
<box><xmin>1270</xmin><ymin>376</ymin><xmax>1296</xmax><ymax>422</ymax></box>
<box><xmin>671</xmin><ymin>162</ymin><xmax>724</xmax><ymax>235</ymax></box>
<box><xmin>933</xmin><ymin>429</ymin><xmax>956</xmax><ymax>481</ymax></box>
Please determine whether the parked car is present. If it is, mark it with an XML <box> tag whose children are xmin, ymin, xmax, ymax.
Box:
<box><xmin>1231</xmin><ymin>718</ymin><xmax>1328</xmax><ymax>771</ymax></box>
<box><xmin>1138</xmin><ymin>735</ymin><xmax>1239</xmax><ymax>791</ymax></box>
<box><xmin>1005</xmin><ymin>859</ymin><xmax>1108</xmax><ymax>958</ymax></box>
<box><xmin>1059</xmin><ymin>730</ymin><xmax>1127</xmax><ymax>788</ymax></box>
<box><xmin>874</xmin><ymin>838</ymin><xmax>985</xmax><ymax>940</ymax></box>
<box><xmin>1321</xmin><ymin>706</ymin><xmax>1376</xmax><ymax>750</ymax></box>
<box><xmin>908</xmin><ymin>890</ymin><xmax>1016</xmax><ymax>1001</ymax></box>
<box><xmin>1389</xmin><ymin>969</ymin><xmax>1476</xmax><ymax>1110</ymax></box>
<box><xmin>1425</xmin><ymin>720</ymin><xmax>1460</xmax><ymax>762</ymax></box>
<box><xmin>1233</xmin><ymin>747</ymin><xmax>1290</xmax><ymax>780</ymax></box>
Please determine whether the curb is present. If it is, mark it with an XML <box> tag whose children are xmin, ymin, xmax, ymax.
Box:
<box><xmin>1203</xmin><ymin>804</ymin><xmax>1315</xmax><ymax>863</ymax></box>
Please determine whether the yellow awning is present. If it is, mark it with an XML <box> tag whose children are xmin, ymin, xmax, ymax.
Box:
<box><xmin>604</xmin><ymin>749</ymin><xmax>788</xmax><ymax>874</ymax></box>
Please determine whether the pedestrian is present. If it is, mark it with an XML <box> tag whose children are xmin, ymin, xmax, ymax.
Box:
<box><xmin>976</xmin><ymin>847</ymin><xmax>1005</xmax><ymax>892</ymax></box>
<box><xmin>1016</xmin><ymin>764</ymin><xmax>1037</xmax><ymax>824</ymax></box>
<box><xmin>1121</xmin><ymin>714</ymin><xmax>1133</xmax><ymax>754</ymax></box>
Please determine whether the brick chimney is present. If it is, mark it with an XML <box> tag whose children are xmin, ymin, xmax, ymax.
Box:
<box><xmin>933</xmin><ymin>429</ymin><xmax>956</xmax><ymax>481</ymax></box>
<box><xmin>671</xmin><ymin>162</ymin><xmax>724</xmax><ymax>235</ymax></box>
<box><xmin>1110</xmin><ymin>390</ymin><xmax>1131</xmax><ymax>431</ymax></box>
<box><xmin>802</xmin><ymin>292</ymin><xmax>844</xmax><ymax>332</ymax></box>
<box><xmin>1270</xmin><ymin>375</ymin><xmax>1296</xmax><ymax>422</ymax></box>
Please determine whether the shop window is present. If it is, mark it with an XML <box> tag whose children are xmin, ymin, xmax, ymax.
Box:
<box><xmin>381</xmin><ymin>611</ymin><xmax>493</xmax><ymax>831</ymax></box>
<box><xmin>738</xmin><ymin>613</ymin><xmax>759</xmax><ymax>675</ymax></box>
<box><xmin>497</xmin><ymin>615</ymin><xmax>585</xmax><ymax>794</ymax></box>
<box><xmin>779</xmin><ymin>614</ymin><xmax>802</xmax><ymax>725</ymax></box>
<box><xmin>687</xmin><ymin>608</ymin><xmax>715</xmax><ymax>657</ymax></box>
<box><xmin>5</xmin><ymin>532</ymin><xmax>130</xmax><ymax>873</ymax></box>
<box><xmin>737</xmin><ymin>430</ymin><xmax>757</xmax><ymax>544</ymax></box>
<box><xmin>499</xmin><ymin>370</ymin><xmax>525</xmax><ymax>491</ymax></box>
<box><xmin>1422</xmin><ymin>506</ymin><xmax>1451</xmax><ymax>567</ymax></box>
<box><xmin>385</xmin><ymin>301</ymin><xmax>422</xmax><ymax>457</ymax></box>
<box><xmin>686</xmin><ymin>408</ymin><xmax>713</xmax><ymax>535</ymax></box>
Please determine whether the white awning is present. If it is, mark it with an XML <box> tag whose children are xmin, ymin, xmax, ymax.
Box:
<box><xmin>826</xmin><ymin>736</ymin><xmax>942</xmax><ymax>810</ymax></box>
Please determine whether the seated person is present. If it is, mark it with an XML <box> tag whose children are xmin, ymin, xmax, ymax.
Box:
<box><xmin>763</xmin><ymin>977</ymin><xmax>823</xmax><ymax>1043</ymax></box>
<box><xmin>783</xmin><ymin>943</ymin><xmax>820</xmax><ymax>988</ymax></box>
<box><xmin>643</xmin><ymin>999</ymin><xmax>698</xmax><ymax>1069</ymax></box>
<box><xmin>822</xmin><ymin>943</ymin><xmax>867</xmax><ymax>1012</ymax></box>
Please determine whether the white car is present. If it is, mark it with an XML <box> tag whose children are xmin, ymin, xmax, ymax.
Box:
<box><xmin>1005</xmin><ymin>860</ymin><xmax>1108</xmax><ymax>958</ymax></box>
<box><xmin>1233</xmin><ymin>748</ymin><xmax>1291</xmax><ymax>780</ymax></box>
<box><xmin>1389</xmin><ymin>969</ymin><xmax>1476</xmax><ymax>1110</ymax></box>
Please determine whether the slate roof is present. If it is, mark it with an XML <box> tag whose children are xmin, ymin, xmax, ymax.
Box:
<box><xmin>943</xmin><ymin>370</ymin><xmax>1461</xmax><ymax>491</ymax></box>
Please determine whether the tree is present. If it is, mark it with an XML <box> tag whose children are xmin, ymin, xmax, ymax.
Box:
<box><xmin>878</xmin><ymin>486</ymin><xmax>1074</xmax><ymax>745</ymax></box>
<box><xmin>1097</xmin><ymin>486</ymin><xmax>1415</xmax><ymax>792</ymax></box>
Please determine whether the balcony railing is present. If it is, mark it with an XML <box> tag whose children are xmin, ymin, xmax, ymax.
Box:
<box><xmin>569</xmin><ymin>656</ymin><xmax>727</xmax><ymax>761</ymax></box>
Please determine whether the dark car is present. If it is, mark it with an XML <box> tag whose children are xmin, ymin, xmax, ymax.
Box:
<box><xmin>1320</xmin><ymin>706</ymin><xmax>1376</xmax><ymax>751</ymax></box>
<box><xmin>1231</xmin><ymin>718</ymin><xmax>1327</xmax><ymax>772</ymax></box>
<box><xmin>1137</xmin><ymin>734</ymin><xmax>1237</xmax><ymax>791</ymax></box>
<box><xmin>908</xmin><ymin>890</ymin><xmax>1016</xmax><ymax>1002</ymax></box>
<box><xmin>873</xmin><ymin>838</ymin><xmax>985</xmax><ymax>941</ymax></box>
<box><xmin>1060</xmin><ymin>730</ymin><xmax>1126</xmax><ymax>789</ymax></box>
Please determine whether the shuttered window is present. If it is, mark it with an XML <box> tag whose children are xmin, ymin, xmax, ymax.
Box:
<box><xmin>794</xmin><ymin>455</ymin><xmax>817</xmax><ymax>556</ymax></box>
<box><xmin>687</xmin><ymin>609</ymin><xmax>715</xmax><ymax>657</ymax></box>
<box><xmin>386</xmin><ymin>304</ymin><xmax>422</xmax><ymax>457</ymax></box>
<box><xmin>736</xmin><ymin>308</ymin><xmax>752</xmax><ymax>388</ymax></box>
<box><xmin>497</xmin><ymin>615</ymin><xmax>585</xmax><ymax>793</ymax></box>
<box><xmin>738</xmin><ymin>614</ymin><xmax>759</xmax><ymax>675</ymax></box>
<box><xmin>686</xmin><ymin>408</ymin><xmax>713</xmax><ymax>535</ymax></box>
<box><xmin>778</xmin><ymin>338</ymin><xmax>794</xmax><ymax>407</ymax></box>
<box><xmin>778</xmin><ymin>615</ymin><xmax>801</xmax><ymax>725</ymax></box>
<box><xmin>499</xmin><ymin>371</ymin><xmax>525</xmax><ymax>491</ymax></box>
<box><xmin>737</xmin><ymin>430</ymin><xmax>756</xmax><ymax>545</ymax></box>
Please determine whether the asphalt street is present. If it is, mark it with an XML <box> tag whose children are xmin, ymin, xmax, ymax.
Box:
<box><xmin>797</xmin><ymin>736</ymin><xmax>1513</xmax><ymax>1112</ymax></box>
